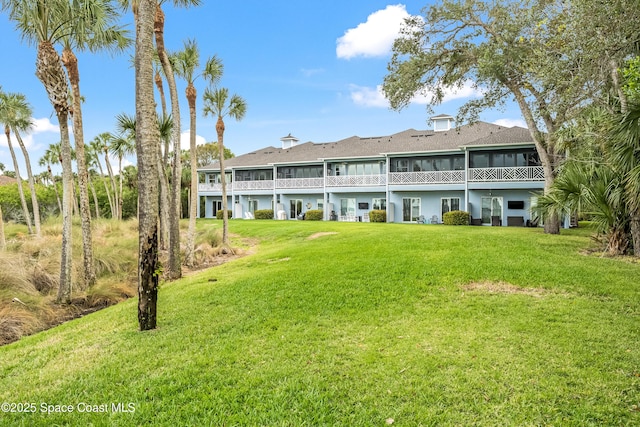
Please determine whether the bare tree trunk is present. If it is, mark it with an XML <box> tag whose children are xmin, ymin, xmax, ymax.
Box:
<box><xmin>48</xmin><ymin>165</ymin><xmax>62</xmax><ymax>213</ymax></box>
<box><xmin>89</xmin><ymin>178</ymin><xmax>100</xmax><ymax>219</ymax></box>
<box><xmin>62</xmin><ymin>46</ymin><xmax>95</xmax><ymax>287</ymax></box>
<box><xmin>217</xmin><ymin>116</ymin><xmax>230</xmax><ymax>246</ymax></box>
<box><xmin>14</xmin><ymin>129</ymin><xmax>41</xmax><ymax>236</ymax></box>
<box><xmin>57</xmin><ymin>112</ymin><xmax>74</xmax><ymax>304</ymax></box>
<box><xmin>157</xmin><ymin>150</ymin><xmax>170</xmax><ymax>250</ymax></box>
<box><xmin>104</xmin><ymin>150</ymin><xmax>119</xmax><ymax>220</ymax></box>
<box><xmin>155</xmin><ymin>3</ymin><xmax>182</xmax><ymax>279</ymax></box>
<box><xmin>136</xmin><ymin>0</ymin><xmax>160</xmax><ymax>331</ymax></box>
<box><xmin>5</xmin><ymin>127</ymin><xmax>33</xmax><ymax>234</ymax></box>
<box><xmin>185</xmin><ymin>85</ymin><xmax>197</xmax><ymax>266</ymax></box>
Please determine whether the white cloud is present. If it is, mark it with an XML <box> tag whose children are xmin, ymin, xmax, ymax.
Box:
<box><xmin>337</xmin><ymin>4</ymin><xmax>411</xmax><ymax>59</ymax></box>
<box><xmin>349</xmin><ymin>80</ymin><xmax>484</xmax><ymax>108</ymax></box>
<box><xmin>32</xmin><ymin>117</ymin><xmax>60</xmax><ymax>134</ymax></box>
<box><xmin>350</xmin><ymin>84</ymin><xmax>389</xmax><ymax>107</ymax></box>
<box><xmin>493</xmin><ymin>118</ymin><xmax>528</xmax><ymax>128</ymax></box>
<box><xmin>0</xmin><ymin>116</ymin><xmax>59</xmax><ymax>149</ymax></box>
<box><xmin>180</xmin><ymin>131</ymin><xmax>208</xmax><ymax>147</ymax></box>
<box><xmin>300</xmin><ymin>68</ymin><xmax>325</xmax><ymax>77</ymax></box>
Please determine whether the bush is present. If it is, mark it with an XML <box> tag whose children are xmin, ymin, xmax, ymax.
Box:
<box><xmin>369</xmin><ymin>210</ymin><xmax>386</xmax><ymax>223</ymax></box>
<box><xmin>443</xmin><ymin>210</ymin><xmax>470</xmax><ymax>225</ymax></box>
<box><xmin>215</xmin><ymin>210</ymin><xmax>233</xmax><ymax>220</ymax></box>
<box><xmin>305</xmin><ymin>210</ymin><xmax>323</xmax><ymax>221</ymax></box>
<box><xmin>254</xmin><ymin>209</ymin><xmax>274</xmax><ymax>220</ymax></box>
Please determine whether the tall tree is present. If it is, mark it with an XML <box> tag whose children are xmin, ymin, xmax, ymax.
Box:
<box><xmin>2</xmin><ymin>0</ymin><xmax>78</xmax><ymax>303</ymax></box>
<box><xmin>110</xmin><ymin>131</ymin><xmax>136</xmax><ymax>220</ymax></box>
<box><xmin>38</xmin><ymin>143</ymin><xmax>62</xmax><ymax>213</ymax></box>
<box><xmin>135</xmin><ymin>0</ymin><xmax>160</xmax><ymax>330</ymax></box>
<box><xmin>172</xmin><ymin>38</ymin><xmax>202</xmax><ymax>266</ymax></box>
<box><xmin>153</xmin><ymin>0</ymin><xmax>202</xmax><ymax>279</ymax></box>
<box><xmin>0</xmin><ymin>90</ymin><xmax>34</xmax><ymax>234</ymax></box>
<box><xmin>203</xmin><ymin>82</ymin><xmax>247</xmax><ymax>247</ymax></box>
<box><xmin>88</xmin><ymin>134</ymin><xmax>116</xmax><ymax>218</ymax></box>
<box><xmin>58</xmin><ymin>0</ymin><xmax>129</xmax><ymax>287</ymax></box>
<box><xmin>382</xmin><ymin>0</ymin><xmax>640</xmax><ymax>235</ymax></box>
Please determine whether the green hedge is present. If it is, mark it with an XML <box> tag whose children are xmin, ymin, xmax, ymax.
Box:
<box><xmin>443</xmin><ymin>210</ymin><xmax>470</xmax><ymax>225</ymax></box>
<box><xmin>369</xmin><ymin>210</ymin><xmax>386</xmax><ymax>223</ymax></box>
<box><xmin>215</xmin><ymin>210</ymin><xmax>233</xmax><ymax>220</ymax></box>
<box><xmin>305</xmin><ymin>209</ymin><xmax>323</xmax><ymax>221</ymax></box>
<box><xmin>254</xmin><ymin>209</ymin><xmax>274</xmax><ymax>219</ymax></box>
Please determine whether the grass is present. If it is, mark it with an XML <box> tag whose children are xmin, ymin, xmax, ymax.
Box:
<box><xmin>0</xmin><ymin>220</ymin><xmax>639</xmax><ymax>426</ymax></box>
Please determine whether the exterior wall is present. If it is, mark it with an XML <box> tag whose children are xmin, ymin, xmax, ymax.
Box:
<box><xmin>327</xmin><ymin>192</ymin><xmax>386</xmax><ymax>221</ymax></box>
<box><xmin>388</xmin><ymin>190</ymin><xmax>466</xmax><ymax>223</ymax></box>
<box><xmin>467</xmin><ymin>188</ymin><xmax>540</xmax><ymax>226</ymax></box>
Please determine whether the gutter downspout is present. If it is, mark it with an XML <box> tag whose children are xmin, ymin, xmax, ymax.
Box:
<box><xmin>384</xmin><ymin>154</ymin><xmax>390</xmax><ymax>223</ymax></box>
<box><xmin>463</xmin><ymin>147</ymin><xmax>469</xmax><ymax>213</ymax></box>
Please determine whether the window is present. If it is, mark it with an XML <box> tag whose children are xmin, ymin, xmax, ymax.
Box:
<box><xmin>508</xmin><ymin>200</ymin><xmax>525</xmax><ymax>209</ymax></box>
<box><xmin>248</xmin><ymin>200</ymin><xmax>258</xmax><ymax>214</ymax></box>
<box><xmin>372</xmin><ymin>198</ymin><xmax>386</xmax><ymax>210</ymax></box>
<box><xmin>317</xmin><ymin>199</ymin><xmax>324</xmax><ymax>210</ymax></box>
<box><xmin>441</xmin><ymin>197</ymin><xmax>460</xmax><ymax>217</ymax></box>
<box><xmin>402</xmin><ymin>198</ymin><xmax>421</xmax><ymax>222</ymax></box>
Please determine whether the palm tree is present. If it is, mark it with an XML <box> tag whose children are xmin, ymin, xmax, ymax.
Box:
<box><xmin>0</xmin><ymin>90</ymin><xmax>33</xmax><ymax>234</ymax></box>
<box><xmin>110</xmin><ymin>133</ymin><xmax>136</xmax><ymax>220</ymax></box>
<box><xmin>135</xmin><ymin>0</ymin><xmax>161</xmax><ymax>330</ymax></box>
<box><xmin>2</xmin><ymin>0</ymin><xmax>77</xmax><ymax>303</ymax></box>
<box><xmin>88</xmin><ymin>134</ymin><xmax>117</xmax><ymax>218</ymax></box>
<box><xmin>203</xmin><ymin>82</ymin><xmax>247</xmax><ymax>247</ymax></box>
<box><xmin>0</xmin><ymin>91</ymin><xmax>42</xmax><ymax>236</ymax></box>
<box><xmin>57</xmin><ymin>0</ymin><xmax>129</xmax><ymax>287</ymax></box>
<box><xmin>610</xmin><ymin>103</ymin><xmax>640</xmax><ymax>255</ymax></box>
<box><xmin>39</xmin><ymin>144</ymin><xmax>62</xmax><ymax>213</ymax></box>
<box><xmin>154</xmin><ymin>1</ymin><xmax>202</xmax><ymax>280</ymax></box>
<box><xmin>172</xmin><ymin>38</ymin><xmax>202</xmax><ymax>266</ymax></box>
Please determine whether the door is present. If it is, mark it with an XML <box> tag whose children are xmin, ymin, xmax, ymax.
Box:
<box><xmin>402</xmin><ymin>198</ymin><xmax>421</xmax><ymax>222</ymax></box>
<box><xmin>481</xmin><ymin>197</ymin><xmax>503</xmax><ymax>225</ymax></box>
<box><xmin>290</xmin><ymin>199</ymin><xmax>303</xmax><ymax>219</ymax></box>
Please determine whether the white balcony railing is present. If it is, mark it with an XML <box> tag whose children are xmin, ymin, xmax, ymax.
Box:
<box><xmin>468</xmin><ymin>166</ymin><xmax>545</xmax><ymax>182</ymax></box>
<box><xmin>326</xmin><ymin>175</ymin><xmax>386</xmax><ymax>187</ymax></box>
<box><xmin>198</xmin><ymin>183</ymin><xmax>227</xmax><ymax>192</ymax></box>
<box><xmin>233</xmin><ymin>180</ymin><xmax>274</xmax><ymax>190</ymax></box>
<box><xmin>389</xmin><ymin>170</ymin><xmax>465</xmax><ymax>185</ymax></box>
<box><xmin>276</xmin><ymin>177</ymin><xmax>324</xmax><ymax>189</ymax></box>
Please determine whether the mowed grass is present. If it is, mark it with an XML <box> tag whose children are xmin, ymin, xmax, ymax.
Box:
<box><xmin>1</xmin><ymin>220</ymin><xmax>639</xmax><ymax>426</ymax></box>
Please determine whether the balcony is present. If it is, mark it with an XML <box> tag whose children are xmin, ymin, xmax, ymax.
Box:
<box><xmin>276</xmin><ymin>177</ymin><xmax>324</xmax><ymax>189</ymax></box>
<box><xmin>233</xmin><ymin>180</ymin><xmax>274</xmax><ymax>190</ymax></box>
<box><xmin>468</xmin><ymin>166</ymin><xmax>544</xmax><ymax>182</ymax></box>
<box><xmin>389</xmin><ymin>170</ymin><xmax>465</xmax><ymax>185</ymax></box>
<box><xmin>326</xmin><ymin>175</ymin><xmax>386</xmax><ymax>187</ymax></box>
<box><xmin>198</xmin><ymin>183</ymin><xmax>226</xmax><ymax>192</ymax></box>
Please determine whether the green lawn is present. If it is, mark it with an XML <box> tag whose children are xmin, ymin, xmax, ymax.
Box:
<box><xmin>1</xmin><ymin>221</ymin><xmax>639</xmax><ymax>426</ymax></box>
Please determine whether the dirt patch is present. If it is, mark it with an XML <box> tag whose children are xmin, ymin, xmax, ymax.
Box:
<box><xmin>461</xmin><ymin>281</ymin><xmax>552</xmax><ymax>297</ymax></box>
<box><xmin>307</xmin><ymin>232</ymin><xmax>338</xmax><ymax>240</ymax></box>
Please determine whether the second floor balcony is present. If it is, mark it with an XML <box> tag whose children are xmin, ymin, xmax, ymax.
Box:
<box><xmin>198</xmin><ymin>166</ymin><xmax>545</xmax><ymax>193</ymax></box>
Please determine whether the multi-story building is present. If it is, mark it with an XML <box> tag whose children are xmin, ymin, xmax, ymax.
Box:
<box><xmin>197</xmin><ymin>115</ymin><xmax>545</xmax><ymax>226</ymax></box>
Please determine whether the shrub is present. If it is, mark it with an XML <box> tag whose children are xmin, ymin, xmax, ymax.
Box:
<box><xmin>369</xmin><ymin>210</ymin><xmax>386</xmax><ymax>223</ymax></box>
<box><xmin>443</xmin><ymin>210</ymin><xmax>470</xmax><ymax>225</ymax></box>
<box><xmin>305</xmin><ymin>210</ymin><xmax>323</xmax><ymax>221</ymax></box>
<box><xmin>215</xmin><ymin>210</ymin><xmax>233</xmax><ymax>220</ymax></box>
<box><xmin>254</xmin><ymin>209</ymin><xmax>274</xmax><ymax>220</ymax></box>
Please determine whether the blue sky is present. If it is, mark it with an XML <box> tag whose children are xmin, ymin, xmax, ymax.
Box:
<box><xmin>0</xmin><ymin>1</ymin><xmax>526</xmax><ymax>175</ymax></box>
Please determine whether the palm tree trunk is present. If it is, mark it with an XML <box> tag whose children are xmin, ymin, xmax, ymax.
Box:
<box><xmin>185</xmin><ymin>85</ymin><xmax>197</xmax><ymax>266</ymax></box>
<box><xmin>104</xmin><ymin>150</ymin><xmax>119</xmax><ymax>219</ymax></box>
<box><xmin>216</xmin><ymin>116</ymin><xmax>230</xmax><ymax>246</ymax></box>
<box><xmin>48</xmin><ymin>165</ymin><xmax>62</xmax><ymax>213</ymax></box>
<box><xmin>94</xmin><ymin>158</ymin><xmax>114</xmax><ymax>217</ymax></box>
<box><xmin>89</xmin><ymin>177</ymin><xmax>100</xmax><ymax>219</ymax></box>
<box><xmin>118</xmin><ymin>155</ymin><xmax>124</xmax><ymax>220</ymax></box>
<box><xmin>13</xmin><ymin>129</ymin><xmax>40</xmax><ymax>236</ymax></box>
<box><xmin>62</xmin><ymin>46</ymin><xmax>95</xmax><ymax>286</ymax></box>
<box><xmin>136</xmin><ymin>0</ymin><xmax>160</xmax><ymax>330</ymax></box>
<box><xmin>4</xmin><ymin>127</ymin><xmax>33</xmax><ymax>234</ymax></box>
<box><xmin>57</xmin><ymin>111</ymin><xmax>74</xmax><ymax>304</ymax></box>
<box><xmin>157</xmin><ymin>149</ymin><xmax>170</xmax><ymax>250</ymax></box>
<box><xmin>155</xmin><ymin>3</ymin><xmax>182</xmax><ymax>279</ymax></box>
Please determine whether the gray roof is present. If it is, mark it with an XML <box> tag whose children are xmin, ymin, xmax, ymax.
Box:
<box><xmin>199</xmin><ymin>122</ymin><xmax>533</xmax><ymax>171</ymax></box>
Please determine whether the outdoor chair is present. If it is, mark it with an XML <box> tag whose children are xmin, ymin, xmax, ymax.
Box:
<box><xmin>416</xmin><ymin>215</ymin><xmax>426</xmax><ymax>224</ymax></box>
